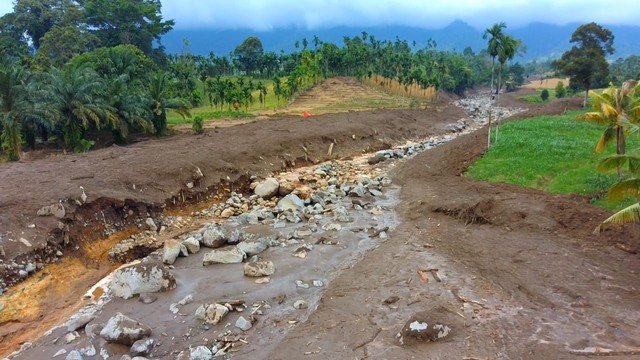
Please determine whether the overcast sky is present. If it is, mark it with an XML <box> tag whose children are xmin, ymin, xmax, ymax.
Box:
<box><xmin>0</xmin><ymin>0</ymin><xmax>638</xmax><ymax>30</ymax></box>
<box><xmin>160</xmin><ymin>0</ymin><xmax>640</xmax><ymax>30</ymax></box>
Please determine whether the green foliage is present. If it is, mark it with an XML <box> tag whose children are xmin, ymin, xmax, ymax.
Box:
<box><xmin>148</xmin><ymin>71</ymin><xmax>191</xmax><ymax>136</ymax></box>
<box><xmin>233</xmin><ymin>36</ymin><xmax>264</xmax><ymax>75</ymax></box>
<box><xmin>517</xmin><ymin>89</ymin><xmax>558</xmax><ymax>104</ymax></box>
<box><xmin>73</xmin><ymin>138</ymin><xmax>95</xmax><ymax>153</ymax></box>
<box><xmin>83</xmin><ymin>0</ymin><xmax>174</xmax><ymax>55</ymax></box>
<box><xmin>552</xmin><ymin>22</ymin><xmax>615</xmax><ymax>106</ymax></box>
<box><xmin>47</xmin><ymin>65</ymin><xmax>113</xmax><ymax>149</ymax></box>
<box><xmin>555</xmin><ymin>81</ymin><xmax>567</xmax><ymax>98</ymax></box>
<box><xmin>609</xmin><ymin>55</ymin><xmax>640</xmax><ymax>84</ymax></box>
<box><xmin>466</xmin><ymin>111</ymin><xmax>639</xmax><ymax>206</ymax></box>
<box><xmin>540</xmin><ymin>89</ymin><xmax>550</xmax><ymax>101</ymax></box>
<box><xmin>1</xmin><ymin>115</ymin><xmax>22</xmax><ymax>161</ymax></box>
<box><xmin>36</xmin><ymin>25</ymin><xmax>98</xmax><ymax>68</ymax></box>
<box><xmin>191</xmin><ymin>115</ymin><xmax>204</xmax><ymax>134</ymax></box>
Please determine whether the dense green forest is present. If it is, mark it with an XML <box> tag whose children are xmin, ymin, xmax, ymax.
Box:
<box><xmin>0</xmin><ymin>0</ymin><xmax>638</xmax><ymax>162</ymax></box>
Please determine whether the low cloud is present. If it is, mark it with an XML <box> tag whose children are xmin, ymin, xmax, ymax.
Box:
<box><xmin>161</xmin><ymin>0</ymin><xmax>640</xmax><ymax>30</ymax></box>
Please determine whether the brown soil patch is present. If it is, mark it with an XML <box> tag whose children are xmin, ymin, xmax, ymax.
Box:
<box><xmin>280</xmin><ymin>77</ymin><xmax>410</xmax><ymax>115</ymax></box>
<box><xmin>523</xmin><ymin>77</ymin><xmax>570</xmax><ymax>89</ymax></box>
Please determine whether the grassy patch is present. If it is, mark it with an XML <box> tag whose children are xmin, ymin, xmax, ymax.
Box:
<box><xmin>167</xmin><ymin>110</ymin><xmax>254</xmax><ymax>125</ymax></box>
<box><xmin>517</xmin><ymin>89</ymin><xmax>558</xmax><ymax>103</ymax></box>
<box><xmin>466</xmin><ymin>110</ymin><xmax>638</xmax><ymax>210</ymax></box>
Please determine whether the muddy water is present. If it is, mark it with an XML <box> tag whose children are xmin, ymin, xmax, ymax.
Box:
<box><xmin>10</xmin><ymin>185</ymin><xmax>401</xmax><ymax>360</ymax></box>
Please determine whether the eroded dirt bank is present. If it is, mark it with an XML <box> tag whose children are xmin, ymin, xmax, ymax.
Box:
<box><xmin>0</xmin><ymin>107</ymin><xmax>465</xmax><ymax>285</ymax></box>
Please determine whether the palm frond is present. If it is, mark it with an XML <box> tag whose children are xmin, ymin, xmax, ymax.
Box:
<box><xmin>595</xmin><ymin>202</ymin><xmax>640</xmax><ymax>233</ymax></box>
<box><xmin>595</xmin><ymin>126</ymin><xmax>615</xmax><ymax>154</ymax></box>
<box><xmin>596</xmin><ymin>154</ymin><xmax>631</xmax><ymax>173</ymax></box>
<box><xmin>607</xmin><ymin>178</ymin><xmax>640</xmax><ymax>202</ymax></box>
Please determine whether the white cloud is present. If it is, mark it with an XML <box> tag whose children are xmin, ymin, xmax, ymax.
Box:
<box><xmin>159</xmin><ymin>0</ymin><xmax>640</xmax><ymax>30</ymax></box>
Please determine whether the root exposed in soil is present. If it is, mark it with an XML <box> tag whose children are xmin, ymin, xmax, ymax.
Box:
<box><xmin>433</xmin><ymin>199</ymin><xmax>495</xmax><ymax>225</ymax></box>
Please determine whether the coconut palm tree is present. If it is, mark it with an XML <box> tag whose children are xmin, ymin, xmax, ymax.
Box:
<box><xmin>148</xmin><ymin>71</ymin><xmax>191</xmax><ymax>136</ymax></box>
<box><xmin>579</xmin><ymin>81</ymin><xmax>640</xmax><ymax>158</ymax></box>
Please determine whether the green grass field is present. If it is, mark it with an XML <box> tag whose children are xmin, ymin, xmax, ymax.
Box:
<box><xmin>167</xmin><ymin>110</ymin><xmax>254</xmax><ymax>125</ymax></box>
<box><xmin>466</xmin><ymin>110</ymin><xmax>638</xmax><ymax>210</ymax></box>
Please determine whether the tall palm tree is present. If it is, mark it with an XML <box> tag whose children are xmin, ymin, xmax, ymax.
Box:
<box><xmin>47</xmin><ymin>65</ymin><xmax>114</xmax><ymax>150</ymax></box>
<box><xmin>148</xmin><ymin>72</ymin><xmax>191</xmax><ymax>136</ymax></box>
<box><xmin>483</xmin><ymin>22</ymin><xmax>506</xmax><ymax>147</ymax></box>
<box><xmin>483</xmin><ymin>22</ymin><xmax>506</xmax><ymax>93</ymax></box>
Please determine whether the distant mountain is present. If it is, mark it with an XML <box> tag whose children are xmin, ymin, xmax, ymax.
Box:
<box><xmin>161</xmin><ymin>21</ymin><xmax>640</xmax><ymax>62</ymax></box>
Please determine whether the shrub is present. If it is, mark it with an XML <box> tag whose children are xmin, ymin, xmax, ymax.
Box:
<box><xmin>555</xmin><ymin>81</ymin><xmax>566</xmax><ymax>99</ymax></box>
<box><xmin>540</xmin><ymin>89</ymin><xmax>550</xmax><ymax>102</ymax></box>
<box><xmin>192</xmin><ymin>116</ymin><xmax>204</xmax><ymax>134</ymax></box>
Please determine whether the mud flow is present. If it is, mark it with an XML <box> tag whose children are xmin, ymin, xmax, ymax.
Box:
<box><xmin>5</xmin><ymin>93</ymin><xmax>505</xmax><ymax>359</ymax></box>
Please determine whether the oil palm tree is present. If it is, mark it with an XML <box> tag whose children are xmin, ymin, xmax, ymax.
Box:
<box><xmin>0</xmin><ymin>66</ymin><xmax>53</xmax><ymax>160</ymax></box>
<box><xmin>47</xmin><ymin>65</ymin><xmax>114</xmax><ymax>150</ymax></box>
<box><xmin>107</xmin><ymin>74</ymin><xmax>153</xmax><ymax>143</ymax></box>
<box><xmin>148</xmin><ymin>71</ymin><xmax>191</xmax><ymax>136</ymax></box>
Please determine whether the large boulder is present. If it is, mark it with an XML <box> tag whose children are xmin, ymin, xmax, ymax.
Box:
<box><xmin>236</xmin><ymin>240</ymin><xmax>268</xmax><ymax>257</ymax></box>
<box><xmin>277</xmin><ymin>194</ymin><xmax>305</xmax><ymax>212</ymax></box>
<box><xmin>202</xmin><ymin>247</ymin><xmax>246</xmax><ymax>265</ymax></box>
<box><xmin>254</xmin><ymin>178</ymin><xmax>280</xmax><ymax>199</ymax></box>
<box><xmin>110</xmin><ymin>262</ymin><xmax>176</xmax><ymax>299</ymax></box>
<box><xmin>100</xmin><ymin>312</ymin><xmax>152</xmax><ymax>345</ymax></box>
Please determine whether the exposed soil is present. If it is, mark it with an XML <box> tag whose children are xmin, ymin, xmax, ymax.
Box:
<box><xmin>1</xmin><ymin>82</ymin><xmax>639</xmax><ymax>359</ymax></box>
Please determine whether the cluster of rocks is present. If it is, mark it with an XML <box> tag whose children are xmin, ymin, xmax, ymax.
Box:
<box><xmin>453</xmin><ymin>93</ymin><xmax>525</xmax><ymax>125</ymax></box>
<box><xmin>45</xmin><ymin>312</ymin><xmax>156</xmax><ymax>360</ymax></box>
<box><xmin>0</xmin><ymin>236</ymin><xmax>66</xmax><ymax>294</ymax></box>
